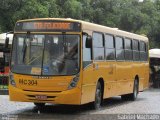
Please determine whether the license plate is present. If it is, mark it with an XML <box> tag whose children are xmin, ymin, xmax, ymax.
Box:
<box><xmin>35</xmin><ymin>95</ymin><xmax>47</xmax><ymax>100</ymax></box>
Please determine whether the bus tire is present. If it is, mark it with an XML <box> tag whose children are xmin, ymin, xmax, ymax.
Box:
<box><xmin>93</xmin><ymin>82</ymin><xmax>103</xmax><ymax>109</ymax></box>
<box><xmin>34</xmin><ymin>103</ymin><xmax>45</xmax><ymax>108</ymax></box>
<box><xmin>121</xmin><ymin>79</ymin><xmax>139</xmax><ymax>101</ymax></box>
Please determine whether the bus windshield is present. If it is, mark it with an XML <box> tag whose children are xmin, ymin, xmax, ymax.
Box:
<box><xmin>11</xmin><ymin>34</ymin><xmax>80</xmax><ymax>76</ymax></box>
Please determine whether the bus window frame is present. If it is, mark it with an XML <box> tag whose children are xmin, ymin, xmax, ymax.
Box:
<box><xmin>82</xmin><ymin>33</ymin><xmax>93</xmax><ymax>69</ymax></box>
<box><xmin>115</xmin><ymin>35</ymin><xmax>125</xmax><ymax>62</ymax></box>
<box><xmin>124</xmin><ymin>37</ymin><xmax>133</xmax><ymax>62</ymax></box>
<box><xmin>105</xmin><ymin>33</ymin><xmax>116</xmax><ymax>61</ymax></box>
<box><xmin>132</xmin><ymin>39</ymin><xmax>140</xmax><ymax>62</ymax></box>
<box><xmin>92</xmin><ymin>31</ymin><xmax>105</xmax><ymax>62</ymax></box>
<box><xmin>139</xmin><ymin>41</ymin><xmax>148</xmax><ymax>62</ymax></box>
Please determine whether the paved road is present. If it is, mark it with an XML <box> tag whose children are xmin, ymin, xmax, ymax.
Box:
<box><xmin>0</xmin><ymin>88</ymin><xmax>160</xmax><ymax>120</ymax></box>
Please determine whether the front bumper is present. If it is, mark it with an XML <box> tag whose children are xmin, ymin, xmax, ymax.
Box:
<box><xmin>9</xmin><ymin>85</ymin><xmax>81</xmax><ymax>105</ymax></box>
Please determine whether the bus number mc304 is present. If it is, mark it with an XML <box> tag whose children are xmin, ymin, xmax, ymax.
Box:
<box><xmin>19</xmin><ymin>79</ymin><xmax>37</xmax><ymax>86</ymax></box>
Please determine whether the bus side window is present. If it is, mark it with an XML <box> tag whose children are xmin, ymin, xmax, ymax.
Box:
<box><xmin>92</xmin><ymin>32</ymin><xmax>104</xmax><ymax>60</ymax></box>
<box><xmin>105</xmin><ymin>34</ymin><xmax>115</xmax><ymax>60</ymax></box>
<box><xmin>124</xmin><ymin>38</ymin><xmax>132</xmax><ymax>61</ymax></box>
<box><xmin>132</xmin><ymin>39</ymin><xmax>140</xmax><ymax>61</ymax></box>
<box><xmin>115</xmin><ymin>37</ymin><xmax>124</xmax><ymax>60</ymax></box>
<box><xmin>83</xmin><ymin>35</ymin><xmax>92</xmax><ymax>68</ymax></box>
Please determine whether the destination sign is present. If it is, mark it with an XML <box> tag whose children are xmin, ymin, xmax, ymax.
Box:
<box><xmin>34</xmin><ymin>22</ymin><xmax>71</xmax><ymax>30</ymax></box>
<box><xmin>15</xmin><ymin>20</ymin><xmax>81</xmax><ymax>32</ymax></box>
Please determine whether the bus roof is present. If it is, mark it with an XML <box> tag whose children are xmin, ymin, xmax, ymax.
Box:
<box><xmin>149</xmin><ymin>49</ymin><xmax>160</xmax><ymax>58</ymax></box>
<box><xmin>17</xmin><ymin>18</ymin><xmax>148</xmax><ymax>42</ymax></box>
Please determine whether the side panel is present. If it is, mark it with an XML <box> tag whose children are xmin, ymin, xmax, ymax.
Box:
<box><xmin>81</xmin><ymin>61</ymin><xmax>116</xmax><ymax>104</ymax></box>
<box><xmin>81</xmin><ymin>64</ymin><xmax>96</xmax><ymax>104</ymax></box>
<box><xmin>138</xmin><ymin>62</ymin><xmax>145</xmax><ymax>91</ymax></box>
<box><xmin>81</xmin><ymin>61</ymin><xmax>149</xmax><ymax>105</ymax></box>
<box><xmin>116</xmin><ymin>62</ymin><xmax>134</xmax><ymax>95</ymax></box>
<box><xmin>80</xmin><ymin>29</ymin><xmax>149</xmax><ymax>104</ymax></box>
<box><xmin>141</xmin><ymin>62</ymin><xmax>149</xmax><ymax>90</ymax></box>
<box><xmin>103</xmin><ymin>61</ymin><xmax>117</xmax><ymax>98</ymax></box>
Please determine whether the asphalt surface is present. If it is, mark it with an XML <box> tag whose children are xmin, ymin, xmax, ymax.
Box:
<box><xmin>0</xmin><ymin>88</ymin><xmax>160</xmax><ymax>120</ymax></box>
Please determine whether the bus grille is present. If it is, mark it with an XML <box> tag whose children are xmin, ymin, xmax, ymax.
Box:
<box><xmin>23</xmin><ymin>89</ymin><xmax>62</xmax><ymax>93</ymax></box>
<box><xmin>26</xmin><ymin>95</ymin><xmax>56</xmax><ymax>101</ymax></box>
<box><xmin>27</xmin><ymin>95</ymin><xmax>56</xmax><ymax>98</ymax></box>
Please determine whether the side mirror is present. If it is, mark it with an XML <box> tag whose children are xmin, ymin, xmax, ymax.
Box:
<box><xmin>4</xmin><ymin>37</ymin><xmax>9</xmax><ymax>48</ymax></box>
<box><xmin>85</xmin><ymin>36</ymin><xmax>92</xmax><ymax>48</ymax></box>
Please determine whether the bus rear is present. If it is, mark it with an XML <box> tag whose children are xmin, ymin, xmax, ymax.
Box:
<box><xmin>9</xmin><ymin>19</ymin><xmax>83</xmax><ymax>105</ymax></box>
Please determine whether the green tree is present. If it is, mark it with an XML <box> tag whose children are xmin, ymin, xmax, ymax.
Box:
<box><xmin>38</xmin><ymin>0</ymin><xmax>59</xmax><ymax>17</ymax></box>
<box><xmin>0</xmin><ymin>0</ymin><xmax>160</xmax><ymax>48</ymax></box>
<box><xmin>0</xmin><ymin>0</ymin><xmax>22</xmax><ymax>31</ymax></box>
<box><xmin>63</xmin><ymin>0</ymin><xmax>83</xmax><ymax>19</ymax></box>
<box><xmin>0</xmin><ymin>0</ymin><xmax>58</xmax><ymax>31</ymax></box>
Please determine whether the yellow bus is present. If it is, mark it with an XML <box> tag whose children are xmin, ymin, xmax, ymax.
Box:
<box><xmin>9</xmin><ymin>18</ymin><xmax>149</xmax><ymax>109</ymax></box>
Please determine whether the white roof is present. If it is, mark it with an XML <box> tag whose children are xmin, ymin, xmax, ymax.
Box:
<box><xmin>17</xmin><ymin>18</ymin><xmax>148</xmax><ymax>42</ymax></box>
<box><xmin>0</xmin><ymin>33</ymin><xmax>13</xmax><ymax>45</ymax></box>
<box><xmin>149</xmin><ymin>49</ymin><xmax>160</xmax><ymax>58</ymax></box>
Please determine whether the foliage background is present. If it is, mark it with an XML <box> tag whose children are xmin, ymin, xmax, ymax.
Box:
<box><xmin>0</xmin><ymin>0</ymin><xmax>159</xmax><ymax>48</ymax></box>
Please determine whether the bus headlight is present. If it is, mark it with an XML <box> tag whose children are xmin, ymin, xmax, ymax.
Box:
<box><xmin>9</xmin><ymin>72</ymin><xmax>16</xmax><ymax>87</ymax></box>
<box><xmin>68</xmin><ymin>75</ymin><xmax>79</xmax><ymax>90</ymax></box>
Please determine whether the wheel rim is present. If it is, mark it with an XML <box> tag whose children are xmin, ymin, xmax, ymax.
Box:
<box><xmin>134</xmin><ymin>80</ymin><xmax>138</xmax><ymax>98</ymax></box>
<box><xmin>95</xmin><ymin>85</ymin><xmax>102</xmax><ymax>109</ymax></box>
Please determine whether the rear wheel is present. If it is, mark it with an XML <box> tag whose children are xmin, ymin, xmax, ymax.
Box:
<box><xmin>121</xmin><ymin>79</ymin><xmax>139</xmax><ymax>101</ymax></box>
<box><xmin>93</xmin><ymin>82</ymin><xmax>103</xmax><ymax>109</ymax></box>
<box><xmin>34</xmin><ymin>103</ymin><xmax>45</xmax><ymax>108</ymax></box>
<box><xmin>132</xmin><ymin>79</ymin><xmax>139</xmax><ymax>100</ymax></box>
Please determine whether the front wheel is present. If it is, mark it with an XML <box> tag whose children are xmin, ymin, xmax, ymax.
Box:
<box><xmin>93</xmin><ymin>82</ymin><xmax>103</xmax><ymax>109</ymax></box>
